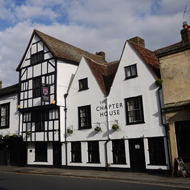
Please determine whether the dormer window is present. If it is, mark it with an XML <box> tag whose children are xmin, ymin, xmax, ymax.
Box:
<box><xmin>79</xmin><ymin>78</ymin><xmax>88</xmax><ymax>91</ymax></box>
<box><xmin>125</xmin><ymin>64</ymin><xmax>137</xmax><ymax>79</ymax></box>
<box><xmin>31</xmin><ymin>51</ymin><xmax>44</xmax><ymax>65</ymax></box>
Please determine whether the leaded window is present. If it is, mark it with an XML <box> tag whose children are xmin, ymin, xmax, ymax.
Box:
<box><xmin>0</xmin><ymin>103</ymin><xmax>9</xmax><ymax>128</ymax></box>
<box><xmin>125</xmin><ymin>64</ymin><xmax>137</xmax><ymax>79</ymax></box>
<box><xmin>88</xmin><ymin>141</ymin><xmax>100</xmax><ymax>163</ymax></box>
<box><xmin>35</xmin><ymin>142</ymin><xmax>47</xmax><ymax>162</ymax></box>
<box><xmin>112</xmin><ymin>140</ymin><xmax>126</xmax><ymax>164</ymax></box>
<box><xmin>33</xmin><ymin>77</ymin><xmax>41</xmax><ymax>98</ymax></box>
<box><xmin>79</xmin><ymin>78</ymin><xmax>88</xmax><ymax>91</ymax></box>
<box><xmin>78</xmin><ymin>105</ymin><xmax>91</xmax><ymax>129</ymax></box>
<box><xmin>71</xmin><ymin>142</ymin><xmax>81</xmax><ymax>162</ymax></box>
<box><xmin>31</xmin><ymin>51</ymin><xmax>44</xmax><ymax>65</ymax></box>
<box><xmin>125</xmin><ymin>96</ymin><xmax>144</xmax><ymax>125</ymax></box>
<box><xmin>148</xmin><ymin>137</ymin><xmax>166</xmax><ymax>165</ymax></box>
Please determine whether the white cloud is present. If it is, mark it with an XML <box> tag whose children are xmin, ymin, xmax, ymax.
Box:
<box><xmin>0</xmin><ymin>0</ymin><xmax>190</xmax><ymax>87</ymax></box>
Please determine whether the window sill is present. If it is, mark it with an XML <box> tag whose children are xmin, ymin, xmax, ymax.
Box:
<box><xmin>0</xmin><ymin>126</ymin><xmax>9</xmax><ymax>129</ymax></box>
<box><xmin>70</xmin><ymin>161</ymin><xmax>82</xmax><ymax>163</ymax></box>
<box><xmin>148</xmin><ymin>164</ymin><xmax>167</xmax><ymax>166</ymax></box>
<box><xmin>124</xmin><ymin>75</ymin><xmax>138</xmax><ymax>80</ymax></box>
<box><xmin>126</xmin><ymin>121</ymin><xmax>145</xmax><ymax>125</ymax></box>
<box><xmin>78</xmin><ymin>127</ymin><xmax>92</xmax><ymax>130</ymax></box>
<box><xmin>111</xmin><ymin>163</ymin><xmax>127</xmax><ymax>165</ymax></box>
<box><xmin>87</xmin><ymin>162</ymin><xmax>101</xmax><ymax>164</ymax></box>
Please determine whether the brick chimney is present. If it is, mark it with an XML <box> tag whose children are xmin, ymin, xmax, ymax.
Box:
<box><xmin>181</xmin><ymin>21</ymin><xmax>190</xmax><ymax>42</ymax></box>
<box><xmin>0</xmin><ymin>81</ymin><xmax>2</xmax><ymax>89</ymax></box>
<box><xmin>129</xmin><ymin>36</ymin><xmax>145</xmax><ymax>48</ymax></box>
<box><xmin>96</xmin><ymin>51</ymin><xmax>105</xmax><ymax>60</ymax></box>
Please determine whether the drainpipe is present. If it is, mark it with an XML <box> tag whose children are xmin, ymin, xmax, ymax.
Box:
<box><xmin>157</xmin><ymin>87</ymin><xmax>172</xmax><ymax>174</ymax></box>
<box><xmin>105</xmin><ymin>96</ymin><xmax>111</xmax><ymax>171</ymax></box>
<box><xmin>64</xmin><ymin>93</ymin><xmax>68</xmax><ymax>169</ymax></box>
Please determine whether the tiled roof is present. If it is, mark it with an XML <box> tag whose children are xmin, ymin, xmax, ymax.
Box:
<box><xmin>0</xmin><ymin>84</ymin><xmax>19</xmax><ymax>97</ymax></box>
<box><xmin>129</xmin><ymin>41</ymin><xmax>160</xmax><ymax>79</ymax></box>
<box><xmin>84</xmin><ymin>57</ymin><xmax>119</xmax><ymax>95</ymax></box>
<box><xmin>155</xmin><ymin>41</ymin><xmax>190</xmax><ymax>57</ymax></box>
<box><xmin>16</xmin><ymin>29</ymin><xmax>107</xmax><ymax>71</ymax></box>
<box><xmin>35</xmin><ymin>30</ymin><xmax>107</xmax><ymax>65</ymax></box>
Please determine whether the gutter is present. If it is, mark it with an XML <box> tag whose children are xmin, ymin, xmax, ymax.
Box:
<box><xmin>157</xmin><ymin>87</ymin><xmax>172</xmax><ymax>174</ymax></box>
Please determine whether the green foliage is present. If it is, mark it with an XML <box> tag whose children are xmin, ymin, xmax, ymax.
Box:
<box><xmin>155</xmin><ymin>79</ymin><xmax>163</xmax><ymax>87</ymax></box>
<box><xmin>94</xmin><ymin>126</ymin><xmax>102</xmax><ymax>132</ymax></box>
<box><xmin>4</xmin><ymin>134</ymin><xmax>10</xmax><ymax>139</ymax></box>
<box><xmin>67</xmin><ymin>129</ymin><xmax>73</xmax><ymax>134</ymax></box>
<box><xmin>112</xmin><ymin>124</ymin><xmax>120</xmax><ymax>130</ymax></box>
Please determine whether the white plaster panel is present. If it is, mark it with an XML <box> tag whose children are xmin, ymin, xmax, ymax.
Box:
<box><xmin>33</xmin><ymin>64</ymin><xmax>41</xmax><ymax>77</ymax></box>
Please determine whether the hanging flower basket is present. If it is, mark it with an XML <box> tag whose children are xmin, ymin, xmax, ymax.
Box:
<box><xmin>0</xmin><ymin>134</ymin><xmax>3</xmax><ymax>139</ymax></box>
<box><xmin>155</xmin><ymin>79</ymin><xmax>163</xmax><ymax>87</ymax></box>
<box><xmin>67</xmin><ymin>128</ymin><xmax>73</xmax><ymax>134</ymax></box>
<box><xmin>12</xmin><ymin>133</ymin><xmax>18</xmax><ymax>138</ymax></box>
<box><xmin>4</xmin><ymin>134</ymin><xmax>10</xmax><ymax>139</ymax></box>
<box><xmin>94</xmin><ymin>126</ymin><xmax>102</xmax><ymax>132</ymax></box>
<box><xmin>112</xmin><ymin>124</ymin><xmax>120</xmax><ymax>131</ymax></box>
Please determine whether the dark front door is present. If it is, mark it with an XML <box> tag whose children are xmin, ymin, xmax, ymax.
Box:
<box><xmin>175</xmin><ymin>121</ymin><xmax>190</xmax><ymax>162</ymax></box>
<box><xmin>129</xmin><ymin>138</ymin><xmax>146</xmax><ymax>172</ymax></box>
<box><xmin>53</xmin><ymin>142</ymin><xmax>61</xmax><ymax>168</ymax></box>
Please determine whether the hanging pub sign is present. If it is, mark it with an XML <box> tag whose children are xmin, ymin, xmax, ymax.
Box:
<box><xmin>42</xmin><ymin>85</ymin><xmax>50</xmax><ymax>102</ymax></box>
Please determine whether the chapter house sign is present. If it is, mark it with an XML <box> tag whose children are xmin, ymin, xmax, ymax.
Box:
<box><xmin>96</xmin><ymin>101</ymin><xmax>123</xmax><ymax>117</ymax></box>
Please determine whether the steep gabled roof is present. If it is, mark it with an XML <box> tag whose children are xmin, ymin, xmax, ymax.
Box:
<box><xmin>17</xmin><ymin>29</ymin><xmax>107</xmax><ymax>71</ymax></box>
<box><xmin>84</xmin><ymin>57</ymin><xmax>119</xmax><ymax>95</ymax></box>
<box><xmin>129</xmin><ymin>41</ymin><xmax>160</xmax><ymax>79</ymax></box>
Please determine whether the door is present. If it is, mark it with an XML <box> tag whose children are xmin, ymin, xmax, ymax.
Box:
<box><xmin>175</xmin><ymin>121</ymin><xmax>190</xmax><ymax>162</ymax></box>
<box><xmin>129</xmin><ymin>138</ymin><xmax>146</xmax><ymax>172</ymax></box>
<box><xmin>53</xmin><ymin>142</ymin><xmax>61</xmax><ymax>168</ymax></box>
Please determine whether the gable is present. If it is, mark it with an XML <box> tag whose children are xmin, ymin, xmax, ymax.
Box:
<box><xmin>17</xmin><ymin>31</ymin><xmax>53</xmax><ymax>71</ymax></box>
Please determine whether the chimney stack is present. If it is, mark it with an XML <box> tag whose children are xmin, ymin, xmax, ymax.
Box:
<box><xmin>0</xmin><ymin>81</ymin><xmax>2</xmax><ymax>89</ymax></box>
<box><xmin>96</xmin><ymin>51</ymin><xmax>106</xmax><ymax>60</ymax></box>
<box><xmin>129</xmin><ymin>36</ymin><xmax>145</xmax><ymax>48</ymax></box>
<box><xmin>181</xmin><ymin>21</ymin><xmax>190</xmax><ymax>42</ymax></box>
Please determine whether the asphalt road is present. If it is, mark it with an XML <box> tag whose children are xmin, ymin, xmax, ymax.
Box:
<box><xmin>0</xmin><ymin>171</ymin><xmax>189</xmax><ymax>190</ymax></box>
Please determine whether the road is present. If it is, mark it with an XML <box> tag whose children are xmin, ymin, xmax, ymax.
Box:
<box><xmin>0</xmin><ymin>171</ymin><xmax>188</xmax><ymax>190</ymax></box>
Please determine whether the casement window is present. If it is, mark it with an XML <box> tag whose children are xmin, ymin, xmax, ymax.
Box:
<box><xmin>148</xmin><ymin>137</ymin><xmax>166</xmax><ymax>165</ymax></box>
<box><xmin>125</xmin><ymin>96</ymin><xmax>144</xmax><ymax>125</ymax></box>
<box><xmin>79</xmin><ymin>78</ymin><xmax>88</xmax><ymax>91</ymax></box>
<box><xmin>0</xmin><ymin>103</ymin><xmax>9</xmax><ymax>128</ymax></box>
<box><xmin>31</xmin><ymin>51</ymin><xmax>44</xmax><ymax>65</ymax></box>
<box><xmin>71</xmin><ymin>142</ymin><xmax>81</xmax><ymax>162</ymax></box>
<box><xmin>112</xmin><ymin>140</ymin><xmax>126</xmax><ymax>164</ymax></box>
<box><xmin>78</xmin><ymin>105</ymin><xmax>91</xmax><ymax>129</ymax></box>
<box><xmin>33</xmin><ymin>77</ymin><xmax>41</xmax><ymax>98</ymax></box>
<box><xmin>88</xmin><ymin>141</ymin><xmax>100</xmax><ymax>163</ymax></box>
<box><xmin>35</xmin><ymin>142</ymin><xmax>47</xmax><ymax>162</ymax></box>
<box><xmin>31</xmin><ymin>110</ymin><xmax>49</xmax><ymax>132</ymax></box>
<box><xmin>124</xmin><ymin>64</ymin><xmax>137</xmax><ymax>79</ymax></box>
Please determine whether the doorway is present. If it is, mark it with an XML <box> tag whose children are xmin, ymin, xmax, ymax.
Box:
<box><xmin>53</xmin><ymin>142</ymin><xmax>61</xmax><ymax>168</ymax></box>
<box><xmin>129</xmin><ymin>138</ymin><xmax>146</xmax><ymax>172</ymax></box>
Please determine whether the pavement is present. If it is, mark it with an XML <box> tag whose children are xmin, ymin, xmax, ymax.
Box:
<box><xmin>0</xmin><ymin>166</ymin><xmax>190</xmax><ymax>188</ymax></box>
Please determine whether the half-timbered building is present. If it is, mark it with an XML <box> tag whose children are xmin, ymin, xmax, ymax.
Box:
<box><xmin>16</xmin><ymin>30</ymin><xmax>106</xmax><ymax>167</ymax></box>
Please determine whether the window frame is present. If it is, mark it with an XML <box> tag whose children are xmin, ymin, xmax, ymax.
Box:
<box><xmin>112</xmin><ymin>139</ymin><xmax>126</xmax><ymax>164</ymax></box>
<box><xmin>0</xmin><ymin>103</ymin><xmax>10</xmax><ymax>129</ymax></box>
<box><xmin>124</xmin><ymin>64</ymin><xmax>137</xmax><ymax>79</ymax></box>
<box><xmin>35</xmin><ymin>142</ymin><xmax>47</xmax><ymax>162</ymax></box>
<box><xmin>79</xmin><ymin>78</ymin><xmax>88</xmax><ymax>91</ymax></box>
<box><xmin>31</xmin><ymin>50</ymin><xmax>44</xmax><ymax>65</ymax></box>
<box><xmin>88</xmin><ymin>141</ymin><xmax>100</xmax><ymax>163</ymax></box>
<box><xmin>148</xmin><ymin>137</ymin><xmax>166</xmax><ymax>165</ymax></box>
<box><xmin>125</xmin><ymin>96</ymin><xmax>145</xmax><ymax>125</ymax></box>
<box><xmin>78</xmin><ymin>105</ymin><xmax>91</xmax><ymax>130</ymax></box>
<box><xmin>33</xmin><ymin>77</ymin><xmax>41</xmax><ymax>98</ymax></box>
<box><xmin>71</xmin><ymin>142</ymin><xmax>82</xmax><ymax>163</ymax></box>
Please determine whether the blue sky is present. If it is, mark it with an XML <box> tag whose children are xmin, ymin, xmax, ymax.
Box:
<box><xmin>0</xmin><ymin>0</ymin><xmax>190</xmax><ymax>87</ymax></box>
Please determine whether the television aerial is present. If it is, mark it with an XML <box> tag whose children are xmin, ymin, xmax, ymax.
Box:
<box><xmin>183</xmin><ymin>5</ymin><xmax>190</xmax><ymax>18</ymax></box>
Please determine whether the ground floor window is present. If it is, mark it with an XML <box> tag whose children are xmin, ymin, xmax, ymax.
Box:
<box><xmin>88</xmin><ymin>141</ymin><xmax>100</xmax><ymax>163</ymax></box>
<box><xmin>71</xmin><ymin>142</ymin><xmax>81</xmax><ymax>162</ymax></box>
<box><xmin>35</xmin><ymin>142</ymin><xmax>47</xmax><ymax>162</ymax></box>
<box><xmin>112</xmin><ymin>139</ymin><xmax>126</xmax><ymax>164</ymax></box>
<box><xmin>148</xmin><ymin>137</ymin><xmax>166</xmax><ymax>165</ymax></box>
